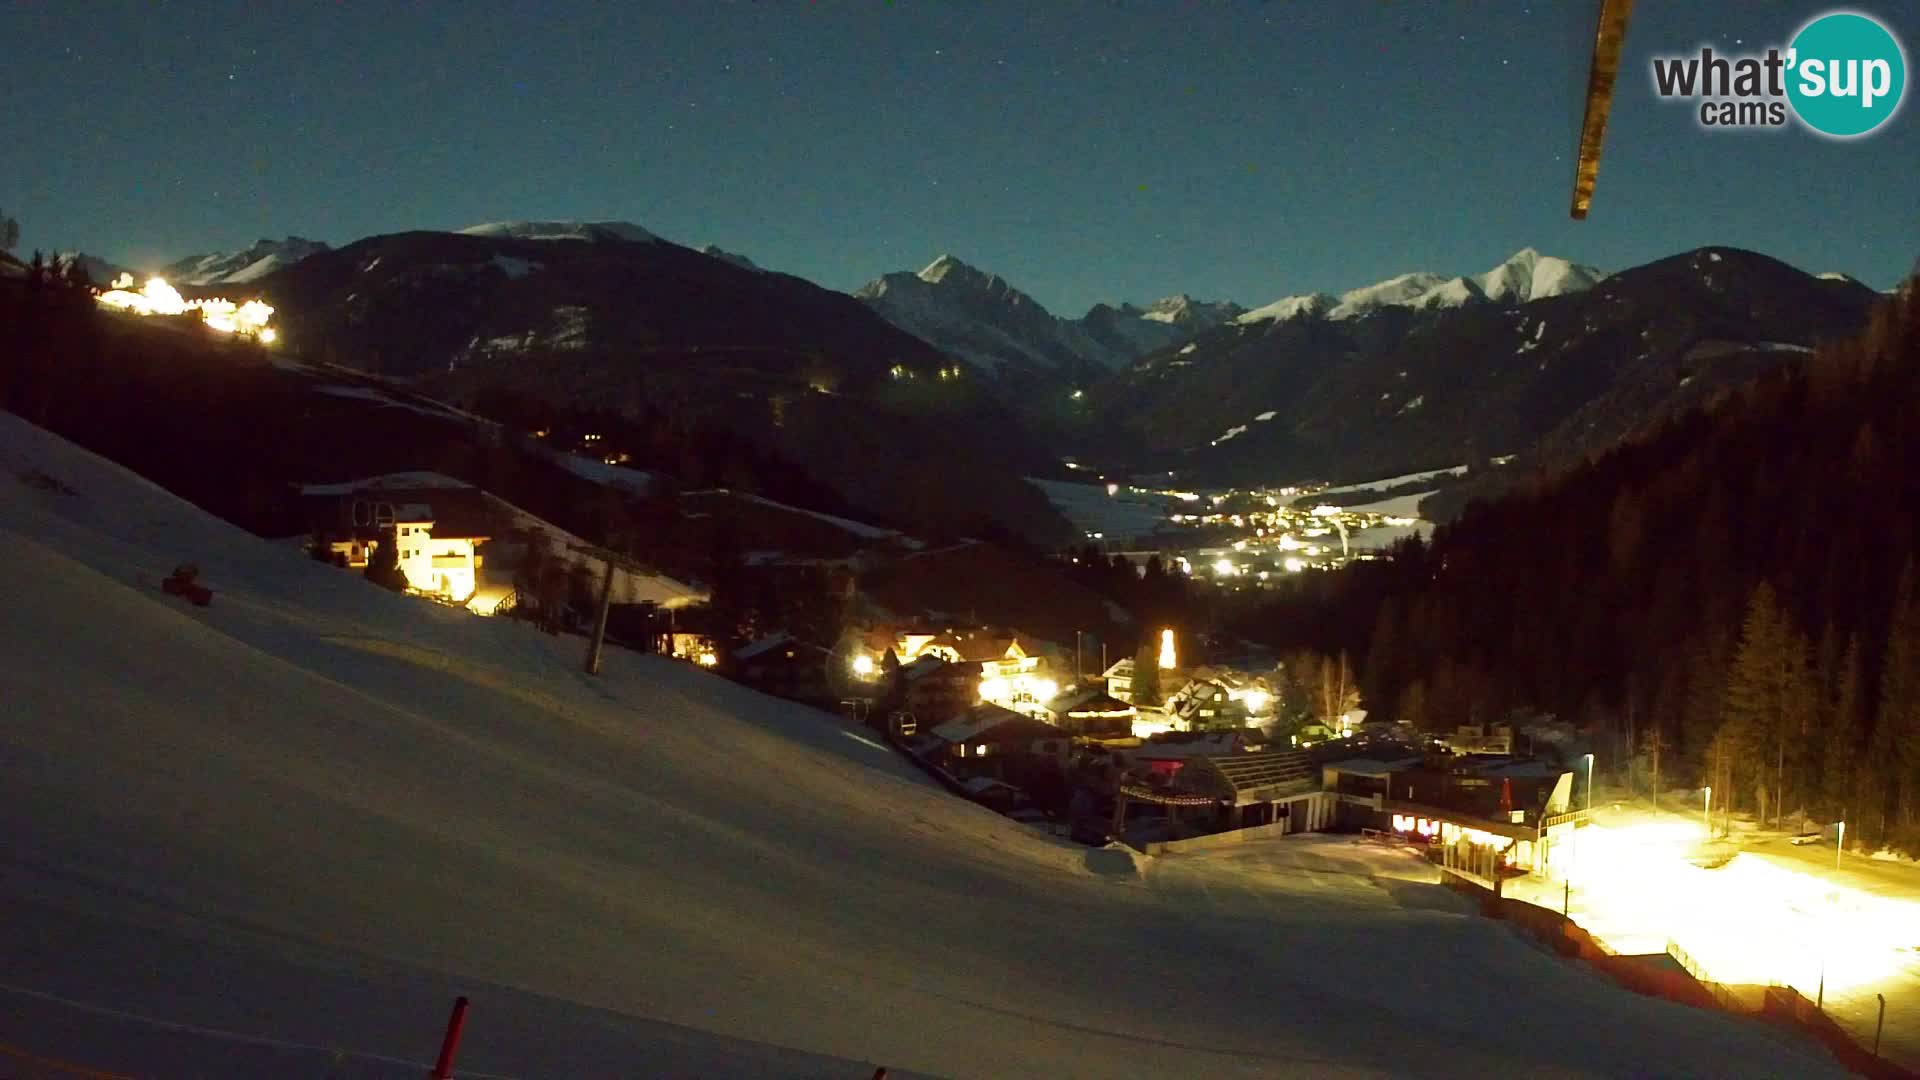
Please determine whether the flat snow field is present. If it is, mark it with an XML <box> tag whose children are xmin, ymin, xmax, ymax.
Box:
<box><xmin>0</xmin><ymin>413</ymin><xmax>1845</xmax><ymax>1078</ymax></box>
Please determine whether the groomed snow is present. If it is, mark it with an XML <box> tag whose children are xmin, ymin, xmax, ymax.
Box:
<box><xmin>1311</xmin><ymin>464</ymin><xmax>1469</xmax><ymax>498</ymax></box>
<box><xmin>1342</xmin><ymin>489</ymin><xmax>1435</xmax><ymax>518</ymax></box>
<box><xmin>539</xmin><ymin>449</ymin><xmax>656</xmax><ymax>497</ymax></box>
<box><xmin>0</xmin><ymin>413</ymin><xmax>1844</xmax><ymax>1077</ymax></box>
<box><xmin>707</xmin><ymin>491</ymin><xmax>917</xmax><ymax>546</ymax></box>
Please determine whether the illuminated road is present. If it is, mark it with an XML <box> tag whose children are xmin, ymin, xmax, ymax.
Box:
<box><xmin>1500</xmin><ymin>803</ymin><xmax>1920</xmax><ymax>1071</ymax></box>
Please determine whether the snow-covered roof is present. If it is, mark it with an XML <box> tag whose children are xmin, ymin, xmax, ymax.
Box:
<box><xmin>930</xmin><ymin>703</ymin><xmax>1042</xmax><ymax>744</ymax></box>
<box><xmin>900</xmin><ymin>654</ymin><xmax>952</xmax><ymax>682</ymax></box>
<box><xmin>962</xmin><ymin>776</ymin><xmax>1022</xmax><ymax>796</ymax></box>
<box><xmin>539</xmin><ymin>449</ymin><xmax>655</xmax><ymax>496</ymax></box>
<box><xmin>1044</xmin><ymin>687</ymin><xmax>1134</xmax><ymax>716</ymax></box>
<box><xmin>298</xmin><ymin>472</ymin><xmax>472</xmax><ymax>497</ymax></box>
<box><xmin>734</xmin><ymin>632</ymin><xmax>796</xmax><ymax>662</ymax></box>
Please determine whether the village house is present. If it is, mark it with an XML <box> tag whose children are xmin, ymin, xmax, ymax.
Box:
<box><xmin>1035</xmin><ymin>686</ymin><xmax>1136</xmax><ymax>741</ymax></box>
<box><xmin>1167</xmin><ymin>747</ymin><xmax>1337</xmax><ymax>832</ymax></box>
<box><xmin>302</xmin><ymin>478</ymin><xmax>495</xmax><ymax>604</ymax></box>
<box><xmin>893</xmin><ymin>654</ymin><xmax>978</xmax><ymax>729</ymax></box>
<box><xmin>838</xmin><ymin>621</ymin><xmax>1069</xmax><ymax>717</ymax></box>
<box><xmin>657</xmin><ymin>605</ymin><xmax>731</xmax><ymax>667</ymax></box>
<box><xmin>1319</xmin><ymin>748</ymin><xmax>1577</xmax><ymax>879</ymax></box>
<box><xmin>734</xmin><ymin>632</ymin><xmax>830</xmax><ymax>704</ymax></box>
<box><xmin>1099</xmin><ymin>656</ymin><xmax>1135</xmax><ymax>702</ymax></box>
<box><xmin>1162</xmin><ymin>666</ymin><xmax>1278</xmax><ymax>731</ymax></box>
<box><xmin>301</xmin><ymin>473</ymin><xmax>706</xmax><ymax>620</ymax></box>
<box><xmin>924</xmin><ymin>704</ymin><xmax>1065</xmax><ymax>764</ymax></box>
<box><xmin>922</xmin><ymin>703</ymin><xmax>1073</xmax><ymax>810</ymax></box>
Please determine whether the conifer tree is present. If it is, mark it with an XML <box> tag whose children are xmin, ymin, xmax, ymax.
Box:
<box><xmin>1877</xmin><ymin>562</ymin><xmax>1920</xmax><ymax>833</ymax></box>
<box><xmin>364</xmin><ymin>526</ymin><xmax>408</xmax><ymax>592</ymax></box>
<box><xmin>1823</xmin><ymin>634</ymin><xmax>1864</xmax><ymax>825</ymax></box>
<box><xmin>1132</xmin><ymin>643</ymin><xmax>1162</xmax><ymax>707</ymax></box>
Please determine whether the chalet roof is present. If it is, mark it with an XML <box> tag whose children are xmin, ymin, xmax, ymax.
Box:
<box><xmin>1044</xmin><ymin>687</ymin><xmax>1135</xmax><ymax>717</ymax></box>
<box><xmin>924</xmin><ymin>627</ymin><xmax>1035</xmax><ymax>663</ymax></box>
<box><xmin>901</xmin><ymin>654</ymin><xmax>964</xmax><ymax>682</ymax></box>
<box><xmin>302</xmin><ymin>481</ymin><xmax>502</xmax><ymax>541</ymax></box>
<box><xmin>735</xmin><ymin>632</ymin><xmax>796</xmax><ymax>662</ymax></box>
<box><xmin>298</xmin><ymin>472</ymin><xmax>471</xmax><ymax>496</ymax></box>
<box><xmin>1187</xmin><ymin>665</ymin><xmax>1273</xmax><ymax>691</ymax></box>
<box><xmin>962</xmin><ymin>776</ymin><xmax>1022</xmax><ymax>796</ymax></box>
<box><xmin>930</xmin><ymin>704</ymin><xmax>1057</xmax><ymax>745</ymax></box>
<box><xmin>1187</xmin><ymin>749</ymin><xmax>1319</xmax><ymax>805</ymax></box>
<box><xmin>1101</xmin><ymin>657</ymin><xmax>1135</xmax><ymax>680</ymax></box>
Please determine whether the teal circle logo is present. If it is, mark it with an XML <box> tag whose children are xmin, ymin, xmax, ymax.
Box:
<box><xmin>1786</xmin><ymin>11</ymin><xmax>1907</xmax><ymax>137</ymax></box>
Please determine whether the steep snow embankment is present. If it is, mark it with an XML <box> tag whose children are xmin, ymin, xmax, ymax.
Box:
<box><xmin>0</xmin><ymin>413</ymin><xmax>1843</xmax><ymax>1077</ymax></box>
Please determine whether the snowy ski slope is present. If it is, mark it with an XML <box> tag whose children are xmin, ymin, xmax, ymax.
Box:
<box><xmin>0</xmin><ymin>413</ymin><xmax>1843</xmax><ymax>1077</ymax></box>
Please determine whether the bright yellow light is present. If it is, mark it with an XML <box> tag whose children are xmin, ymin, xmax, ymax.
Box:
<box><xmin>851</xmin><ymin>654</ymin><xmax>875</xmax><ymax>677</ymax></box>
<box><xmin>1241</xmin><ymin>689</ymin><xmax>1270</xmax><ymax>713</ymax></box>
<box><xmin>1158</xmin><ymin>628</ymin><xmax>1176</xmax><ymax>670</ymax></box>
<box><xmin>96</xmin><ymin>274</ymin><xmax>277</xmax><ymax>340</ymax></box>
<box><xmin>697</xmin><ymin>652</ymin><xmax>718</xmax><ymax>667</ymax></box>
<box><xmin>1312</xmin><ymin>504</ymin><xmax>1343</xmax><ymax>517</ymax></box>
<box><xmin>1532</xmin><ymin>818</ymin><xmax>1920</xmax><ymax>998</ymax></box>
<box><xmin>1277</xmin><ymin>535</ymin><xmax>1303</xmax><ymax>551</ymax></box>
<box><xmin>1282</xmin><ymin>557</ymin><xmax>1306</xmax><ymax>573</ymax></box>
<box><xmin>1032</xmin><ymin>678</ymin><xmax>1058</xmax><ymax>703</ymax></box>
<box><xmin>979</xmin><ymin>676</ymin><xmax>1009</xmax><ymax>702</ymax></box>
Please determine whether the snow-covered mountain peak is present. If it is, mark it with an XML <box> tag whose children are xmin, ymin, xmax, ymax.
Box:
<box><xmin>1240</xmin><ymin>250</ymin><xmax>1605</xmax><ymax>326</ymax></box>
<box><xmin>457</xmin><ymin>221</ymin><xmax>658</xmax><ymax>244</ymax></box>
<box><xmin>1404</xmin><ymin>276</ymin><xmax>1486</xmax><ymax>311</ymax></box>
<box><xmin>1235</xmin><ymin>292</ymin><xmax>1337</xmax><ymax>325</ymax></box>
<box><xmin>162</xmin><ymin>237</ymin><xmax>329</xmax><ymax>286</ymax></box>
<box><xmin>1329</xmin><ymin>271</ymin><xmax>1451</xmax><ymax>319</ymax></box>
<box><xmin>700</xmin><ymin>244</ymin><xmax>760</xmax><ymax>272</ymax></box>
<box><xmin>917</xmin><ymin>253</ymin><xmax>995</xmax><ymax>288</ymax></box>
<box><xmin>1475</xmin><ymin>248</ymin><xmax>1604</xmax><ymax>303</ymax></box>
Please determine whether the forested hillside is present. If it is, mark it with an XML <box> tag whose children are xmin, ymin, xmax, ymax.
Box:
<box><xmin>1239</xmin><ymin>278</ymin><xmax>1920</xmax><ymax>853</ymax></box>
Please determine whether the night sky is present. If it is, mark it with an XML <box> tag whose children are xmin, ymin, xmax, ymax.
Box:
<box><xmin>6</xmin><ymin>1</ymin><xmax>1916</xmax><ymax>312</ymax></box>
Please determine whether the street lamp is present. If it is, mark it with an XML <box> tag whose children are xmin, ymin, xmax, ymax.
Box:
<box><xmin>1703</xmin><ymin>785</ymin><xmax>1712</xmax><ymax>837</ymax></box>
<box><xmin>1837</xmin><ymin>820</ymin><xmax>1846</xmax><ymax>871</ymax></box>
<box><xmin>1583</xmin><ymin>753</ymin><xmax>1595</xmax><ymax>814</ymax></box>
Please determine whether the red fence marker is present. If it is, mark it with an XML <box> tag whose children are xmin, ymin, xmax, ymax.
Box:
<box><xmin>431</xmin><ymin>996</ymin><xmax>470</xmax><ymax>1079</ymax></box>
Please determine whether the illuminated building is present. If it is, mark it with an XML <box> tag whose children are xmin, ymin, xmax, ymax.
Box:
<box><xmin>1321</xmin><ymin>754</ymin><xmax>1579</xmax><ymax>879</ymax></box>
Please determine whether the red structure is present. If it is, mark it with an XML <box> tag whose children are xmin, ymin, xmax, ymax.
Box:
<box><xmin>431</xmin><ymin>996</ymin><xmax>470</xmax><ymax>1079</ymax></box>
